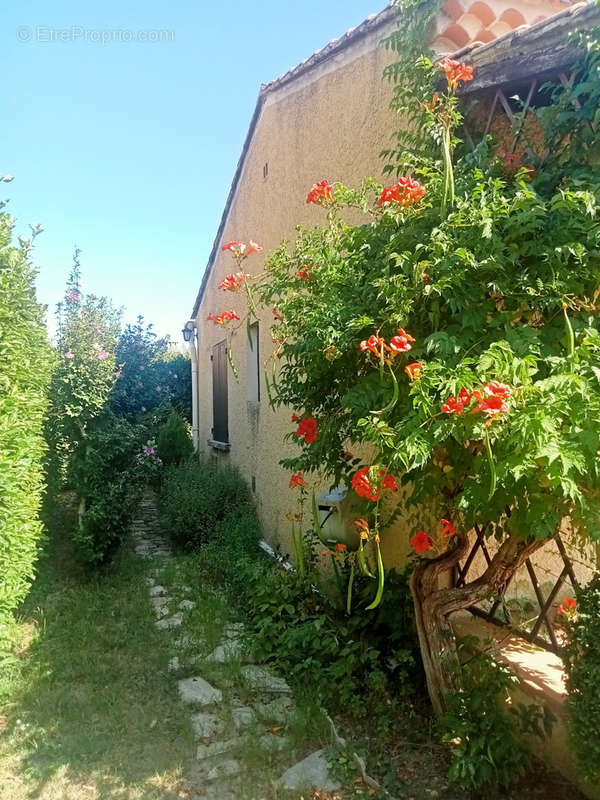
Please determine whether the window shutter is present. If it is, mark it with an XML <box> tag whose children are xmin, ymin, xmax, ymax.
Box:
<box><xmin>212</xmin><ymin>339</ymin><xmax>228</xmax><ymax>443</ymax></box>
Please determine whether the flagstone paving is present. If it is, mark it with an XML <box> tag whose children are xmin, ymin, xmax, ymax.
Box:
<box><xmin>130</xmin><ymin>493</ymin><xmax>341</xmax><ymax>799</ymax></box>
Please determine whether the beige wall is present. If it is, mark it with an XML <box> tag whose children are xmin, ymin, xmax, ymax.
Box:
<box><xmin>193</xmin><ymin>13</ymin><xmax>599</xmax><ymax>584</ymax></box>
<box><xmin>194</xmin><ymin>23</ymin><xmax>417</xmax><ymax>563</ymax></box>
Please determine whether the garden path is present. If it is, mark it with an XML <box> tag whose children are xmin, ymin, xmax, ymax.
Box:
<box><xmin>130</xmin><ymin>493</ymin><xmax>341</xmax><ymax>800</ymax></box>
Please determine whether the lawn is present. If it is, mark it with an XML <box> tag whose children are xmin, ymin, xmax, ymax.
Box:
<box><xmin>0</xmin><ymin>499</ymin><xmax>330</xmax><ymax>800</ymax></box>
<box><xmin>0</xmin><ymin>499</ymin><xmax>195</xmax><ymax>800</ymax></box>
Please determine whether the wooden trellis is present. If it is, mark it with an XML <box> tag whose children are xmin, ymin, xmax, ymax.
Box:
<box><xmin>454</xmin><ymin>70</ymin><xmax>588</xmax><ymax>656</ymax></box>
<box><xmin>462</xmin><ymin>70</ymin><xmax>578</xmax><ymax>162</ymax></box>
<box><xmin>454</xmin><ymin>526</ymin><xmax>580</xmax><ymax>655</ymax></box>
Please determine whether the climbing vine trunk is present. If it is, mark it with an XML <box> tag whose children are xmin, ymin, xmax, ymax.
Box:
<box><xmin>410</xmin><ymin>531</ymin><xmax>548</xmax><ymax>716</ymax></box>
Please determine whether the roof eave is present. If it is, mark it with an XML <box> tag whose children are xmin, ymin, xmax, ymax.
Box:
<box><xmin>190</xmin><ymin>3</ymin><xmax>401</xmax><ymax>318</ymax></box>
<box><xmin>191</xmin><ymin>88</ymin><xmax>267</xmax><ymax>318</ymax></box>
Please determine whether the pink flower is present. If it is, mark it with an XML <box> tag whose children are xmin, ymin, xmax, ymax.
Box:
<box><xmin>143</xmin><ymin>445</ymin><xmax>155</xmax><ymax>455</ymax></box>
<box><xmin>65</xmin><ymin>351</ymin><xmax>75</xmax><ymax>359</ymax></box>
<box><xmin>97</xmin><ymin>351</ymin><xmax>108</xmax><ymax>361</ymax></box>
<box><xmin>66</xmin><ymin>289</ymin><xmax>81</xmax><ymax>303</ymax></box>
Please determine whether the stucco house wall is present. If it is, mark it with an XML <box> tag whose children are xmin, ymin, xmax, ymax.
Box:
<box><xmin>193</xmin><ymin>13</ymin><xmax>412</xmax><ymax>563</ymax></box>
<box><xmin>191</xmin><ymin>0</ymin><xmax>594</xmax><ymax>571</ymax></box>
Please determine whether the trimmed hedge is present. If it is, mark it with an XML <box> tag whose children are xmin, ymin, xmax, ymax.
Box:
<box><xmin>0</xmin><ymin>212</ymin><xmax>53</xmax><ymax>627</ymax></box>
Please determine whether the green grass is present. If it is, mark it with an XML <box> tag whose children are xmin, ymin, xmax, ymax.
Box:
<box><xmin>0</xmin><ymin>498</ymin><xmax>332</xmax><ymax>800</ymax></box>
<box><xmin>0</xmin><ymin>499</ymin><xmax>194</xmax><ymax>800</ymax></box>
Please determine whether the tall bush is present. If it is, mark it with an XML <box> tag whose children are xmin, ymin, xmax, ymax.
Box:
<box><xmin>110</xmin><ymin>316</ymin><xmax>191</xmax><ymax>421</ymax></box>
<box><xmin>156</xmin><ymin>410</ymin><xmax>193</xmax><ymax>466</ymax></box>
<box><xmin>45</xmin><ymin>253</ymin><xmax>121</xmax><ymax>493</ymax></box>
<box><xmin>0</xmin><ymin>204</ymin><xmax>53</xmax><ymax>625</ymax></box>
<box><xmin>158</xmin><ymin>459</ymin><xmax>253</xmax><ymax>549</ymax></box>
<box><xmin>44</xmin><ymin>254</ymin><xmax>136</xmax><ymax>563</ymax></box>
<box><xmin>72</xmin><ymin>413</ymin><xmax>147</xmax><ymax>563</ymax></box>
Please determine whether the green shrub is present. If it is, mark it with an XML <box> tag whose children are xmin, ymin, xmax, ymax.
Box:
<box><xmin>158</xmin><ymin>459</ymin><xmax>253</xmax><ymax>548</ymax></box>
<box><xmin>237</xmin><ymin>565</ymin><xmax>419</xmax><ymax>717</ymax></box>
<box><xmin>72</xmin><ymin>415</ymin><xmax>145</xmax><ymax>564</ymax></box>
<box><xmin>156</xmin><ymin>410</ymin><xmax>193</xmax><ymax>467</ymax></box>
<box><xmin>564</xmin><ymin>574</ymin><xmax>600</xmax><ymax>783</ymax></box>
<box><xmin>75</xmin><ymin>476</ymin><xmax>136</xmax><ymax>564</ymax></box>
<box><xmin>0</xmin><ymin>211</ymin><xmax>53</xmax><ymax>628</ymax></box>
<box><xmin>212</xmin><ymin>507</ymin><xmax>262</xmax><ymax>563</ymax></box>
<box><xmin>44</xmin><ymin>256</ymin><xmax>121</xmax><ymax>492</ymax></box>
<box><xmin>439</xmin><ymin>653</ymin><xmax>553</xmax><ymax>791</ymax></box>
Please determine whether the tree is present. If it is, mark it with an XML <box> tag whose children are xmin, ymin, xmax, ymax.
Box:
<box><xmin>110</xmin><ymin>315</ymin><xmax>192</xmax><ymax>422</ymax></box>
<box><xmin>45</xmin><ymin>250</ymin><xmax>121</xmax><ymax>531</ymax></box>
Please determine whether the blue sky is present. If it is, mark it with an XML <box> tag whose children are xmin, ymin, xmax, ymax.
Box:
<box><xmin>5</xmin><ymin>0</ymin><xmax>386</xmax><ymax>342</ymax></box>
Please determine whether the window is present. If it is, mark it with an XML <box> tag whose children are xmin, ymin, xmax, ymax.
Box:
<box><xmin>247</xmin><ymin>322</ymin><xmax>260</xmax><ymax>403</ymax></box>
<box><xmin>211</xmin><ymin>339</ymin><xmax>229</xmax><ymax>444</ymax></box>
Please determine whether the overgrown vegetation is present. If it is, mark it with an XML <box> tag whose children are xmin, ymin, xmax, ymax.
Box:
<box><xmin>439</xmin><ymin>652</ymin><xmax>553</xmax><ymax>791</ymax></box>
<box><xmin>200</xmin><ymin>24</ymin><xmax>600</xmax><ymax>792</ymax></box>
<box><xmin>160</xmin><ymin>459</ymin><xmax>421</xmax><ymax>721</ymax></box>
<box><xmin>44</xmin><ymin>255</ymin><xmax>138</xmax><ymax>564</ymax></box>
<box><xmin>71</xmin><ymin>414</ymin><xmax>148</xmax><ymax>563</ymax></box>
<box><xmin>0</xmin><ymin>204</ymin><xmax>53</xmax><ymax>629</ymax></box>
<box><xmin>564</xmin><ymin>575</ymin><xmax>600</xmax><ymax>784</ymax></box>
<box><xmin>253</xmin><ymin>41</ymin><xmax>600</xmax><ymax>729</ymax></box>
<box><xmin>45</xmin><ymin>257</ymin><xmax>190</xmax><ymax>565</ymax></box>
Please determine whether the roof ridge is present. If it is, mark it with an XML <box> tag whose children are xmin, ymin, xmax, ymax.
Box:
<box><xmin>259</xmin><ymin>3</ymin><xmax>396</xmax><ymax>96</ymax></box>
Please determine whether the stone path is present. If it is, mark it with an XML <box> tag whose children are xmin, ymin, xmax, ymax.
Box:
<box><xmin>130</xmin><ymin>493</ymin><xmax>341</xmax><ymax>799</ymax></box>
